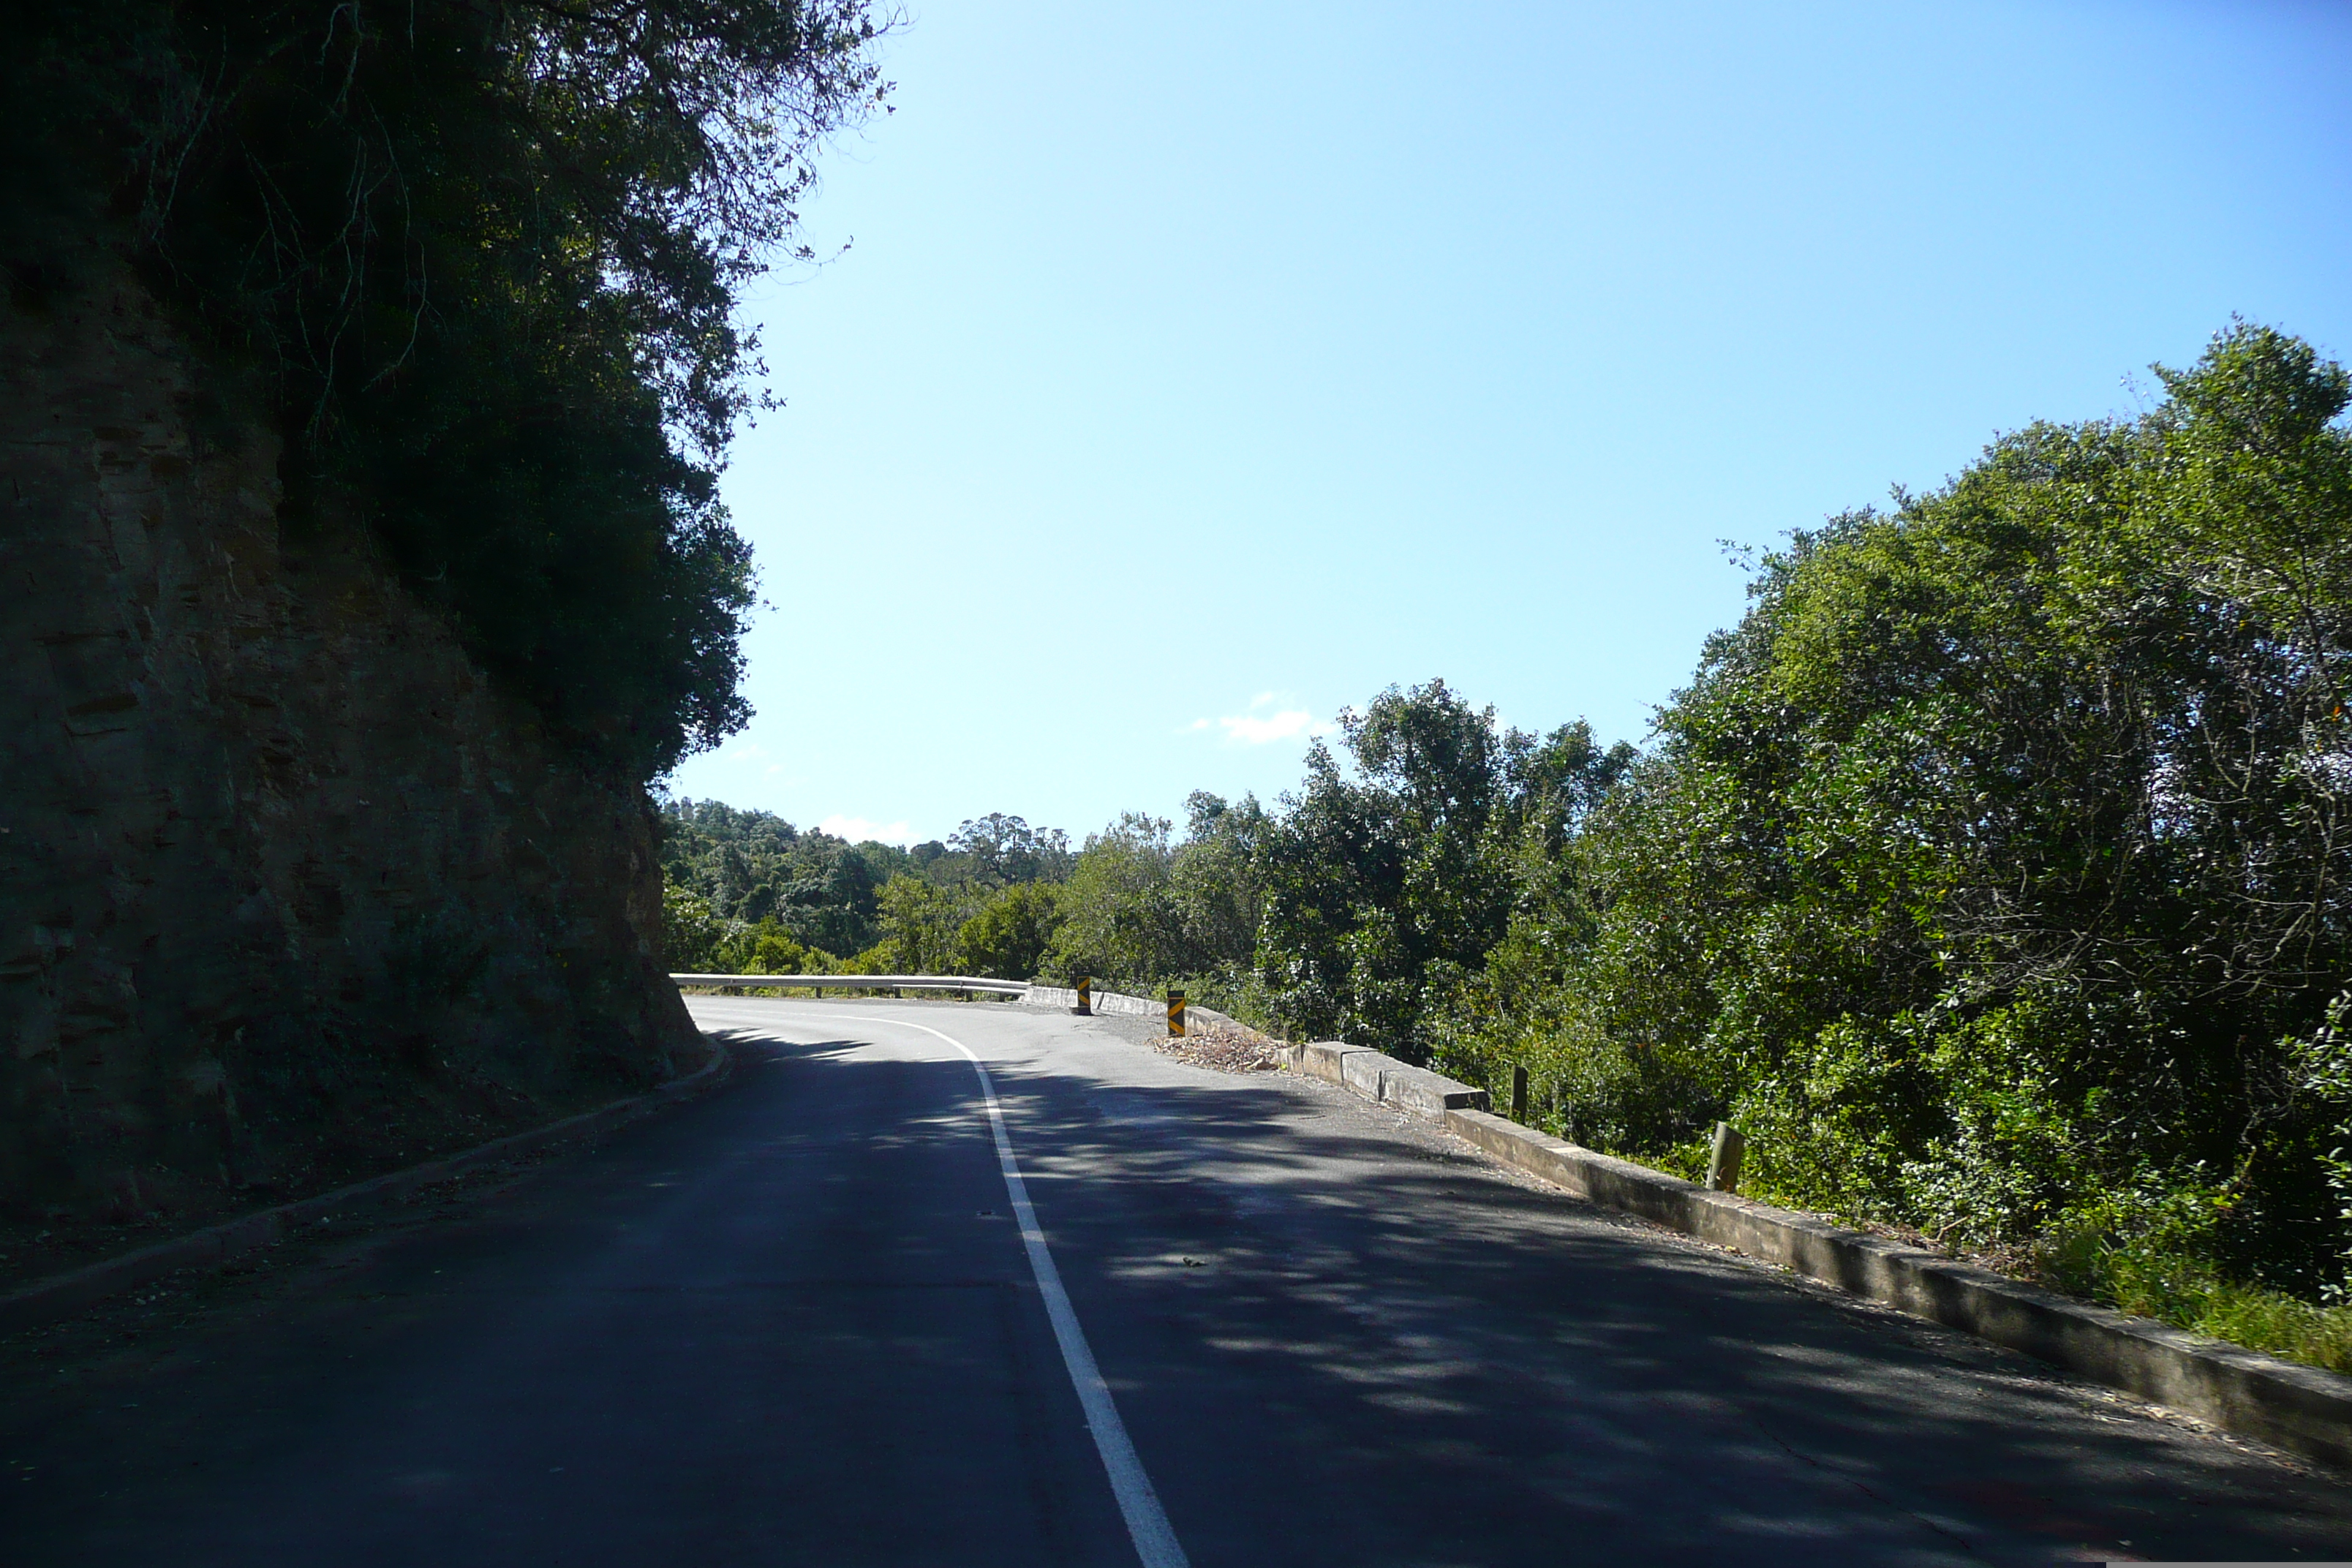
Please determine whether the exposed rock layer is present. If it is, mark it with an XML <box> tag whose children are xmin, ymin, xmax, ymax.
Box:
<box><xmin>1</xmin><ymin>259</ymin><xmax>698</xmax><ymax>1240</ymax></box>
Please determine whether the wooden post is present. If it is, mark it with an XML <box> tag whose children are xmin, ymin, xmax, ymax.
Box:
<box><xmin>1511</xmin><ymin>1065</ymin><xmax>1529</xmax><ymax>1124</ymax></box>
<box><xmin>1706</xmin><ymin>1122</ymin><xmax>1746</xmax><ymax>1194</ymax></box>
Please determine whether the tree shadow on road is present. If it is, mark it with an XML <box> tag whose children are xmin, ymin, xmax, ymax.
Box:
<box><xmin>760</xmin><ymin>1028</ymin><xmax>2352</xmax><ymax>1564</ymax></box>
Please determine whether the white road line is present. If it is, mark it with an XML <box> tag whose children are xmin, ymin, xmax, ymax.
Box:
<box><xmin>750</xmin><ymin>1006</ymin><xmax>1191</xmax><ymax>1568</ymax></box>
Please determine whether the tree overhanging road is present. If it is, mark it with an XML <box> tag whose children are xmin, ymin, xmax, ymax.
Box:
<box><xmin>5</xmin><ymin>999</ymin><xmax>2351</xmax><ymax>1564</ymax></box>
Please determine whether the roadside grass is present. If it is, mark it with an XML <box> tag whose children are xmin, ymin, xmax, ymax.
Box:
<box><xmin>2036</xmin><ymin>1237</ymin><xmax>2352</xmax><ymax>1376</ymax></box>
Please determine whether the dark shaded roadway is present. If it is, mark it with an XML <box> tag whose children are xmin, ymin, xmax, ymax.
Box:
<box><xmin>5</xmin><ymin>997</ymin><xmax>2352</xmax><ymax>1565</ymax></box>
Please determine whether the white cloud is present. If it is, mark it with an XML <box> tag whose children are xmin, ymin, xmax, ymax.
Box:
<box><xmin>1219</xmin><ymin>709</ymin><xmax>1317</xmax><ymax>745</ymax></box>
<box><xmin>1191</xmin><ymin>692</ymin><xmax>1333</xmax><ymax>747</ymax></box>
<box><xmin>820</xmin><ymin>814</ymin><xmax>916</xmax><ymax>845</ymax></box>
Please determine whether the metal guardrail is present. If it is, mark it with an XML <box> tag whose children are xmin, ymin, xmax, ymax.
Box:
<box><xmin>674</xmin><ymin>976</ymin><xmax>1235</xmax><ymax>1028</ymax></box>
<box><xmin>670</xmin><ymin>973</ymin><xmax>1029</xmax><ymax>997</ymax></box>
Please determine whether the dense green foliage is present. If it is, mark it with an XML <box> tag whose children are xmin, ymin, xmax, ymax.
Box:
<box><xmin>659</xmin><ymin>802</ymin><xmax>1082</xmax><ymax>977</ymax></box>
<box><xmin>658</xmin><ymin>798</ymin><xmax>911</xmax><ymax>962</ymax></box>
<box><xmin>1441</xmin><ymin>324</ymin><xmax>2352</xmax><ymax>1315</ymax></box>
<box><xmin>657</xmin><ymin>793</ymin><xmax>1264</xmax><ymax>999</ymax></box>
<box><xmin>1253</xmin><ymin>682</ymin><xmax>1630</xmax><ymax>1060</ymax></box>
<box><xmin>956</xmin><ymin>883</ymin><xmax>1066</xmax><ymax>981</ymax></box>
<box><xmin>1</xmin><ymin>0</ymin><xmax>888</xmax><ymax>775</ymax></box>
<box><xmin>1038</xmin><ymin>795</ymin><xmax>1270</xmax><ymax>999</ymax></box>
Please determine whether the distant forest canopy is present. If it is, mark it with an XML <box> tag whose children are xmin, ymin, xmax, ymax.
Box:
<box><xmin>660</xmin><ymin>802</ymin><xmax>1072</xmax><ymax>965</ymax></box>
<box><xmin>657</xmin><ymin>796</ymin><xmax>1259</xmax><ymax>989</ymax></box>
<box><xmin>666</xmin><ymin>325</ymin><xmax>2352</xmax><ymax>1365</ymax></box>
<box><xmin>1</xmin><ymin>1</ymin><xmax>889</xmax><ymax>778</ymax></box>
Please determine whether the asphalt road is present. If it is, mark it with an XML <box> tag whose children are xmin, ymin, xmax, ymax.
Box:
<box><xmin>7</xmin><ymin>997</ymin><xmax>2352</xmax><ymax>1565</ymax></box>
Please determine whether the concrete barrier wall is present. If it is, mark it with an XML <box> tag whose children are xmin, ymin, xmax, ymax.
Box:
<box><xmin>1021</xmin><ymin>984</ymin><xmax>1235</xmax><ymax>1029</ymax></box>
<box><xmin>1022</xmin><ymin>984</ymin><xmax>1157</xmax><ymax>1018</ymax></box>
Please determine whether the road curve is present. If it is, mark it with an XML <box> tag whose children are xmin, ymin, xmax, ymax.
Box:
<box><xmin>5</xmin><ymin>998</ymin><xmax>2352</xmax><ymax>1564</ymax></box>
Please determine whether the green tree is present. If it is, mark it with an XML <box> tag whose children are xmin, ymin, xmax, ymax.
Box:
<box><xmin>725</xmin><ymin>919</ymin><xmax>813</xmax><ymax>976</ymax></box>
<box><xmin>660</xmin><ymin>799</ymin><xmax>904</xmax><ymax>957</ymax></box>
<box><xmin>1539</xmin><ymin>324</ymin><xmax>2352</xmax><ymax>1294</ymax></box>
<box><xmin>662</xmin><ymin>885</ymin><xmax>729</xmax><ymax>973</ymax></box>
<box><xmin>872</xmin><ymin>876</ymin><xmax>973</xmax><ymax>974</ymax></box>
<box><xmin>1255</xmin><ymin>681</ymin><xmax>1627</xmax><ymax>1061</ymax></box>
<box><xmin>959</xmin><ymin>883</ymin><xmax>1066</xmax><ymax>979</ymax></box>
<box><xmin>1045</xmin><ymin>814</ymin><xmax>1184</xmax><ymax>989</ymax></box>
<box><xmin>938</xmin><ymin>815</ymin><xmax>1073</xmax><ymax>888</ymax></box>
<box><xmin>1169</xmin><ymin>792</ymin><xmax>1271</xmax><ymax>973</ymax></box>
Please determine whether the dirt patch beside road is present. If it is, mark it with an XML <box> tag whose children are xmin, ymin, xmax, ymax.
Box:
<box><xmin>1070</xmin><ymin>1007</ymin><xmax>1286</xmax><ymax>1074</ymax></box>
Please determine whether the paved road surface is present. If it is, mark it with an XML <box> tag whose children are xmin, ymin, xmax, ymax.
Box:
<box><xmin>7</xmin><ymin>998</ymin><xmax>2352</xmax><ymax>1564</ymax></box>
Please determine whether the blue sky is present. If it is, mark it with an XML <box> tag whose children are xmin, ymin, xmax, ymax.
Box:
<box><xmin>660</xmin><ymin>0</ymin><xmax>2352</xmax><ymax>847</ymax></box>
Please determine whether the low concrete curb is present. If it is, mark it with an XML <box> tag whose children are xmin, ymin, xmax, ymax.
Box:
<box><xmin>1279</xmin><ymin>1041</ymin><xmax>1491</xmax><ymax>1116</ymax></box>
<box><xmin>0</xmin><ymin>1040</ymin><xmax>734</xmax><ymax>1338</ymax></box>
<box><xmin>1278</xmin><ymin>1043</ymin><xmax>2352</xmax><ymax>1469</ymax></box>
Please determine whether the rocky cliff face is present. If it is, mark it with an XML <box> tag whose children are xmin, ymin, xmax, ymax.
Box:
<box><xmin>1</xmin><ymin>260</ymin><xmax>701</xmax><ymax>1259</ymax></box>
